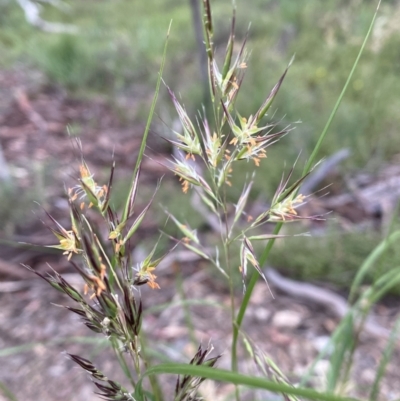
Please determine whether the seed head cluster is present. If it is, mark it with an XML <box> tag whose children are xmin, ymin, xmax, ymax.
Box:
<box><xmin>25</xmin><ymin>0</ymin><xmax>324</xmax><ymax>399</ymax></box>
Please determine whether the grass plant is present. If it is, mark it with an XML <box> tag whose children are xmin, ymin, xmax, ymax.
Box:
<box><xmin>18</xmin><ymin>1</ymin><xmax>400</xmax><ymax>400</ymax></box>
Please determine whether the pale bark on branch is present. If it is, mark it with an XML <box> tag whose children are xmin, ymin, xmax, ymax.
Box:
<box><xmin>16</xmin><ymin>0</ymin><xmax>78</xmax><ymax>34</ymax></box>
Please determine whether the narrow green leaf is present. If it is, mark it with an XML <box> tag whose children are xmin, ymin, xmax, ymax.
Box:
<box><xmin>0</xmin><ymin>381</ymin><xmax>18</xmax><ymax>401</ymax></box>
<box><xmin>136</xmin><ymin>363</ymin><xmax>359</xmax><ymax>401</ymax></box>
<box><xmin>123</xmin><ymin>184</ymin><xmax>159</xmax><ymax>243</ymax></box>
<box><xmin>233</xmin><ymin>0</ymin><xmax>381</xmax><ymax>379</ymax></box>
<box><xmin>369</xmin><ymin>315</ymin><xmax>400</xmax><ymax>400</ymax></box>
<box><xmin>122</xmin><ymin>22</ymin><xmax>171</xmax><ymax>223</ymax></box>
<box><xmin>303</xmin><ymin>1</ymin><xmax>381</xmax><ymax>176</ymax></box>
<box><xmin>368</xmin><ymin>267</ymin><xmax>400</xmax><ymax>305</ymax></box>
<box><xmin>349</xmin><ymin>230</ymin><xmax>400</xmax><ymax>304</ymax></box>
<box><xmin>327</xmin><ymin>313</ymin><xmax>355</xmax><ymax>392</ymax></box>
<box><xmin>182</xmin><ymin>242</ymin><xmax>210</xmax><ymax>260</ymax></box>
<box><xmin>253</xmin><ymin>55</ymin><xmax>294</xmax><ymax>125</ymax></box>
<box><xmin>221</xmin><ymin>8</ymin><xmax>236</xmax><ymax>79</ymax></box>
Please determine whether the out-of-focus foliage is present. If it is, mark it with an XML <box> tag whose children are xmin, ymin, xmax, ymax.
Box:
<box><xmin>2</xmin><ymin>0</ymin><xmax>399</xmax><ymax>286</ymax></box>
<box><xmin>268</xmin><ymin>222</ymin><xmax>400</xmax><ymax>292</ymax></box>
<box><xmin>2</xmin><ymin>0</ymin><xmax>399</xmax><ymax>167</ymax></box>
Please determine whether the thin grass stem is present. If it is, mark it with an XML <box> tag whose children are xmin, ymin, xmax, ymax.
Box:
<box><xmin>137</xmin><ymin>363</ymin><xmax>361</xmax><ymax>401</ymax></box>
<box><xmin>231</xmin><ymin>222</ymin><xmax>282</xmax><ymax>376</ymax></box>
<box><xmin>0</xmin><ymin>382</ymin><xmax>18</xmax><ymax>401</ymax></box>
<box><xmin>122</xmin><ymin>22</ymin><xmax>171</xmax><ymax>223</ymax></box>
<box><xmin>232</xmin><ymin>1</ymin><xmax>381</xmax><ymax>377</ymax></box>
<box><xmin>139</xmin><ymin>334</ymin><xmax>164</xmax><ymax>401</ymax></box>
<box><xmin>303</xmin><ymin>1</ymin><xmax>381</xmax><ymax>176</ymax></box>
<box><xmin>110</xmin><ymin>337</ymin><xmax>137</xmax><ymax>389</ymax></box>
<box><xmin>369</xmin><ymin>315</ymin><xmax>400</xmax><ymax>400</ymax></box>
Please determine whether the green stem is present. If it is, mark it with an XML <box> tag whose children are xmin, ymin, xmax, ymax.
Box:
<box><xmin>138</xmin><ymin>363</ymin><xmax>360</xmax><ymax>401</ymax></box>
<box><xmin>231</xmin><ymin>223</ymin><xmax>282</xmax><ymax>373</ymax></box>
<box><xmin>139</xmin><ymin>334</ymin><xmax>164</xmax><ymax>401</ymax></box>
<box><xmin>215</xmin><ymin>182</ymin><xmax>240</xmax><ymax>401</ymax></box>
<box><xmin>302</xmin><ymin>0</ymin><xmax>381</xmax><ymax>176</ymax></box>
<box><xmin>122</xmin><ymin>22</ymin><xmax>170</xmax><ymax>223</ymax></box>
<box><xmin>369</xmin><ymin>315</ymin><xmax>400</xmax><ymax>400</ymax></box>
<box><xmin>231</xmin><ymin>0</ymin><xmax>381</xmax><ymax>378</ymax></box>
<box><xmin>111</xmin><ymin>337</ymin><xmax>137</xmax><ymax>389</ymax></box>
<box><xmin>225</xmin><ymin>238</ymin><xmax>240</xmax><ymax>401</ymax></box>
<box><xmin>336</xmin><ymin>314</ymin><xmax>362</xmax><ymax>393</ymax></box>
<box><xmin>0</xmin><ymin>382</ymin><xmax>17</xmax><ymax>401</ymax></box>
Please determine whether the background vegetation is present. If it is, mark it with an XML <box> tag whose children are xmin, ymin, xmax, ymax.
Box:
<box><xmin>1</xmin><ymin>0</ymin><xmax>400</xmax><ymax>287</ymax></box>
<box><xmin>1</xmin><ymin>1</ymin><xmax>400</xmax><ymax>400</ymax></box>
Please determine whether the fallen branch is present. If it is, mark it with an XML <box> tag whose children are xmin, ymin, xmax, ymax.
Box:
<box><xmin>264</xmin><ymin>267</ymin><xmax>391</xmax><ymax>340</ymax></box>
<box><xmin>16</xmin><ymin>0</ymin><xmax>78</xmax><ymax>34</ymax></box>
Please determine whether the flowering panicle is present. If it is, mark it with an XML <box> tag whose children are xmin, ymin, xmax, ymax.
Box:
<box><xmin>170</xmin><ymin>156</ymin><xmax>203</xmax><ymax>193</ymax></box>
<box><xmin>134</xmin><ymin>264</ymin><xmax>159</xmax><ymax>289</ymax></box>
<box><xmin>201</xmin><ymin>117</ymin><xmax>224</xmax><ymax>168</ymax></box>
<box><xmin>24</xmin><ymin>1</ymin><xmax>324</xmax><ymax>399</ymax></box>
<box><xmin>269</xmin><ymin>193</ymin><xmax>306</xmax><ymax>221</ymax></box>
<box><xmin>168</xmin><ymin>156</ymin><xmax>219</xmax><ymax>206</ymax></box>
<box><xmin>222</xmin><ymin>104</ymin><xmax>292</xmax><ymax>167</ymax></box>
<box><xmin>174</xmin><ymin>344</ymin><xmax>221</xmax><ymax>401</ymax></box>
<box><xmin>68</xmin><ymin>354</ymin><xmax>135</xmax><ymax>401</ymax></box>
<box><xmin>240</xmin><ymin>237</ymin><xmax>272</xmax><ymax>295</ymax></box>
<box><xmin>133</xmin><ymin>245</ymin><xmax>163</xmax><ymax>290</ymax></box>
<box><xmin>160</xmin><ymin>0</ymin><xmax>308</xmax><ymax>303</ymax></box>
<box><xmin>51</xmin><ymin>227</ymin><xmax>81</xmax><ymax>260</ymax></box>
<box><xmin>69</xmin><ymin>157</ymin><xmax>114</xmax><ymax>215</ymax></box>
<box><xmin>166</xmin><ymin>86</ymin><xmax>203</xmax><ymax>160</ymax></box>
<box><xmin>251</xmin><ymin>173</ymin><xmax>308</xmax><ymax>225</ymax></box>
<box><xmin>232</xmin><ymin>178</ymin><xmax>254</xmax><ymax>229</ymax></box>
<box><xmin>42</xmin><ymin>208</ymin><xmax>82</xmax><ymax>260</ymax></box>
<box><xmin>167</xmin><ymin>213</ymin><xmax>211</xmax><ymax>260</ymax></box>
<box><xmin>212</xmin><ymin>45</ymin><xmax>248</xmax><ymax>108</ymax></box>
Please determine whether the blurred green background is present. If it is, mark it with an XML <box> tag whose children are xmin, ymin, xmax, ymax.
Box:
<box><xmin>1</xmin><ymin>0</ymin><xmax>400</xmax><ymax>289</ymax></box>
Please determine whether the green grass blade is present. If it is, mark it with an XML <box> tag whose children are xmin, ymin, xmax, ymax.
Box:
<box><xmin>326</xmin><ymin>313</ymin><xmax>356</xmax><ymax>392</ymax></box>
<box><xmin>324</xmin><ymin>269</ymin><xmax>399</xmax><ymax>393</ymax></box>
<box><xmin>369</xmin><ymin>315</ymin><xmax>400</xmax><ymax>400</ymax></box>
<box><xmin>232</xmin><ymin>0</ymin><xmax>381</xmax><ymax>378</ymax></box>
<box><xmin>122</xmin><ymin>22</ymin><xmax>171</xmax><ymax>223</ymax></box>
<box><xmin>348</xmin><ymin>230</ymin><xmax>400</xmax><ymax>304</ymax></box>
<box><xmin>299</xmin><ymin>322</ymin><xmax>346</xmax><ymax>387</ymax></box>
<box><xmin>369</xmin><ymin>267</ymin><xmax>400</xmax><ymax>305</ymax></box>
<box><xmin>303</xmin><ymin>0</ymin><xmax>381</xmax><ymax>176</ymax></box>
<box><xmin>135</xmin><ymin>363</ymin><xmax>360</xmax><ymax>401</ymax></box>
<box><xmin>139</xmin><ymin>334</ymin><xmax>164</xmax><ymax>401</ymax></box>
<box><xmin>110</xmin><ymin>336</ymin><xmax>137</xmax><ymax>388</ymax></box>
<box><xmin>0</xmin><ymin>382</ymin><xmax>18</xmax><ymax>401</ymax></box>
<box><xmin>231</xmin><ymin>222</ymin><xmax>282</xmax><ymax>373</ymax></box>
